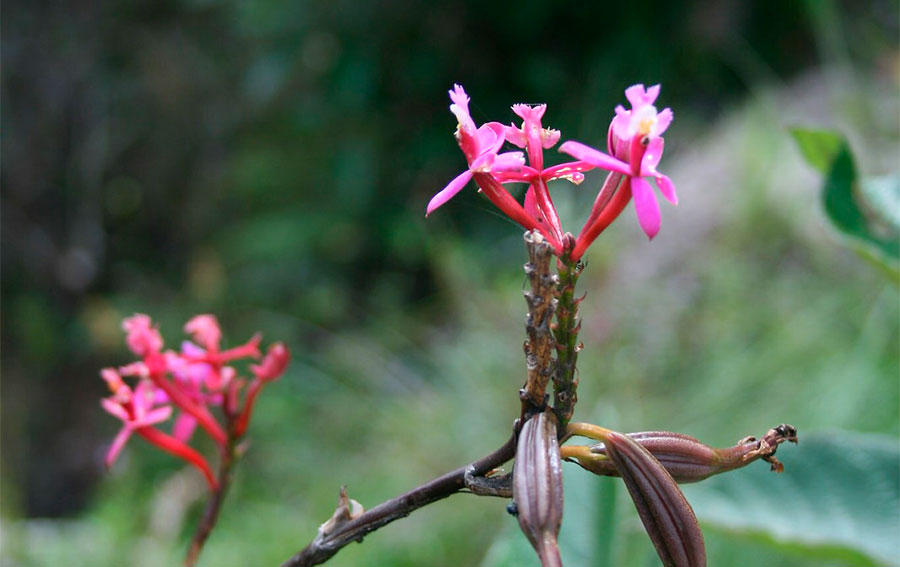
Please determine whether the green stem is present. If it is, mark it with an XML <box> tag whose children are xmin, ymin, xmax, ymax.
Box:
<box><xmin>551</xmin><ymin>255</ymin><xmax>582</xmax><ymax>429</ymax></box>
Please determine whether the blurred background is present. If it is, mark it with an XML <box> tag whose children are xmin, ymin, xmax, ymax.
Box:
<box><xmin>2</xmin><ymin>0</ymin><xmax>898</xmax><ymax>565</ymax></box>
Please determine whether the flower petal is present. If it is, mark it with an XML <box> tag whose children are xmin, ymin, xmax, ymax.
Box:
<box><xmin>641</xmin><ymin>137</ymin><xmax>665</xmax><ymax>173</ymax></box>
<box><xmin>173</xmin><ymin>413</ymin><xmax>198</xmax><ymax>443</ymax></box>
<box><xmin>612</xmin><ymin>106</ymin><xmax>631</xmax><ymax>140</ymax></box>
<box><xmin>655</xmin><ymin>108</ymin><xmax>673</xmax><ymax>137</ymax></box>
<box><xmin>476</xmin><ymin>122</ymin><xmax>506</xmax><ymax>156</ymax></box>
<box><xmin>632</xmin><ymin>177</ymin><xmax>661</xmax><ymax>239</ymax></box>
<box><xmin>101</xmin><ymin>398</ymin><xmax>130</xmax><ymax>422</ymax></box>
<box><xmin>140</xmin><ymin>406</ymin><xmax>173</xmax><ymax>427</ymax></box>
<box><xmin>523</xmin><ymin>187</ymin><xmax>545</xmax><ymax>225</ymax></box>
<box><xmin>504</xmin><ymin>123</ymin><xmax>527</xmax><ymax>148</ymax></box>
<box><xmin>184</xmin><ymin>315</ymin><xmax>221</xmax><ymax>352</ymax></box>
<box><xmin>426</xmin><ymin>170</ymin><xmax>473</xmax><ymax>216</ymax></box>
<box><xmin>492</xmin><ymin>151</ymin><xmax>525</xmax><ymax>172</ymax></box>
<box><xmin>558</xmin><ymin>141</ymin><xmax>630</xmax><ymax>175</ymax></box>
<box><xmin>449</xmin><ymin>84</ymin><xmax>475</xmax><ymax>135</ymax></box>
<box><xmin>656</xmin><ymin>174</ymin><xmax>678</xmax><ymax>205</ymax></box>
<box><xmin>105</xmin><ymin>426</ymin><xmax>133</xmax><ymax>468</ymax></box>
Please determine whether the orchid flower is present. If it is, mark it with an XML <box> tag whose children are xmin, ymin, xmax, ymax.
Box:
<box><xmin>425</xmin><ymin>85</ymin><xmax>567</xmax><ymax>248</ymax></box>
<box><xmin>426</xmin><ymin>85</ymin><xmax>526</xmax><ymax>216</ymax></box>
<box><xmin>100</xmin><ymin>314</ymin><xmax>290</xmax><ymax>492</ymax></box>
<box><xmin>122</xmin><ymin>314</ymin><xmax>164</xmax><ymax>357</ymax></box>
<box><xmin>101</xmin><ymin>374</ymin><xmax>218</xmax><ymax>490</ymax></box>
<box><xmin>100</xmin><ymin>377</ymin><xmax>173</xmax><ymax>467</ymax></box>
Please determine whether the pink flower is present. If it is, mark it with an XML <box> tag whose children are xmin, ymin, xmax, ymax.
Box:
<box><xmin>251</xmin><ymin>342</ymin><xmax>291</xmax><ymax>382</ymax></box>
<box><xmin>102</xmin><ymin>376</ymin><xmax>218</xmax><ymax>490</ymax></box>
<box><xmin>122</xmin><ymin>314</ymin><xmax>163</xmax><ymax>357</ymax></box>
<box><xmin>236</xmin><ymin>342</ymin><xmax>291</xmax><ymax>437</ymax></box>
<box><xmin>184</xmin><ymin>314</ymin><xmax>221</xmax><ymax>352</ymax></box>
<box><xmin>559</xmin><ymin>84</ymin><xmax>677</xmax><ymax>241</ymax></box>
<box><xmin>505</xmin><ymin>104</ymin><xmax>560</xmax><ymax>171</ymax></box>
<box><xmin>611</xmin><ymin>84</ymin><xmax>673</xmax><ymax>143</ymax></box>
<box><xmin>101</xmin><ymin>380</ymin><xmax>172</xmax><ymax>467</ymax></box>
<box><xmin>426</xmin><ymin>85</ymin><xmax>526</xmax><ymax>216</ymax></box>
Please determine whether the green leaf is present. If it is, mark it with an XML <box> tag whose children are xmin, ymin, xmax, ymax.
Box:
<box><xmin>790</xmin><ymin>128</ymin><xmax>844</xmax><ymax>174</ymax></box>
<box><xmin>791</xmin><ymin>128</ymin><xmax>900</xmax><ymax>283</ymax></box>
<box><xmin>683</xmin><ymin>431</ymin><xmax>900</xmax><ymax>566</ymax></box>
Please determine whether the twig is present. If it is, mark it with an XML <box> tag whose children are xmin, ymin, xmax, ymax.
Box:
<box><xmin>282</xmin><ymin>434</ymin><xmax>517</xmax><ymax>567</ymax></box>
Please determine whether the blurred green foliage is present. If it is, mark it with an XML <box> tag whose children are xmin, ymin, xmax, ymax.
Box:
<box><xmin>2</xmin><ymin>0</ymin><xmax>898</xmax><ymax>565</ymax></box>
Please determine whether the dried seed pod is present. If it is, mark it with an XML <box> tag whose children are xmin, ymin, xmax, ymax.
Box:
<box><xmin>513</xmin><ymin>410</ymin><xmax>564</xmax><ymax>567</ymax></box>
<box><xmin>601</xmin><ymin>430</ymin><xmax>706</xmax><ymax>567</ymax></box>
<box><xmin>564</xmin><ymin>425</ymin><xmax>799</xmax><ymax>483</ymax></box>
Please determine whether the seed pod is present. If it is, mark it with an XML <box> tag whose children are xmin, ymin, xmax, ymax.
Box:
<box><xmin>566</xmin><ymin>425</ymin><xmax>799</xmax><ymax>483</ymax></box>
<box><xmin>601</xmin><ymin>430</ymin><xmax>706</xmax><ymax>567</ymax></box>
<box><xmin>513</xmin><ymin>410</ymin><xmax>564</xmax><ymax>567</ymax></box>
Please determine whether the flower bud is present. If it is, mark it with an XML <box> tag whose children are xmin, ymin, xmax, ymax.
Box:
<box><xmin>513</xmin><ymin>411</ymin><xmax>564</xmax><ymax>567</ymax></box>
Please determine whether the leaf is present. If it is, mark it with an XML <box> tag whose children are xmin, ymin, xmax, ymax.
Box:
<box><xmin>682</xmin><ymin>431</ymin><xmax>900</xmax><ymax>566</ymax></box>
<box><xmin>790</xmin><ymin>128</ymin><xmax>900</xmax><ymax>283</ymax></box>
<box><xmin>790</xmin><ymin>128</ymin><xmax>844</xmax><ymax>174</ymax></box>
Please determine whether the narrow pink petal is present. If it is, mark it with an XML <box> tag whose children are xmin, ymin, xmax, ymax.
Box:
<box><xmin>449</xmin><ymin>84</ymin><xmax>475</xmax><ymax>134</ymax></box>
<box><xmin>559</xmin><ymin>141</ymin><xmax>631</xmax><ymax>175</ymax></box>
<box><xmin>173</xmin><ymin>413</ymin><xmax>198</xmax><ymax>442</ymax></box>
<box><xmin>641</xmin><ymin>137</ymin><xmax>665</xmax><ymax>172</ymax></box>
<box><xmin>118</xmin><ymin>361</ymin><xmax>149</xmax><ymax>378</ymax></box>
<box><xmin>656</xmin><ymin>174</ymin><xmax>678</xmax><ymax>205</ymax></box>
<box><xmin>655</xmin><ymin>108</ymin><xmax>673</xmax><ymax>137</ymax></box>
<box><xmin>101</xmin><ymin>398</ymin><xmax>131</xmax><ymax>422</ymax></box>
<box><xmin>644</xmin><ymin>84</ymin><xmax>661</xmax><ymax>105</ymax></box>
<box><xmin>105</xmin><ymin>426</ymin><xmax>133</xmax><ymax>468</ymax></box>
<box><xmin>632</xmin><ymin>177</ymin><xmax>661</xmax><ymax>239</ymax></box>
<box><xmin>141</xmin><ymin>406</ymin><xmax>173</xmax><ymax>427</ymax></box>
<box><xmin>426</xmin><ymin>170</ymin><xmax>473</xmax><ymax>216</ymax></box>
<box><xmin>542</xmin><ymin>160</ymin><xmax>595</xmax><ymax>182</ymax></box>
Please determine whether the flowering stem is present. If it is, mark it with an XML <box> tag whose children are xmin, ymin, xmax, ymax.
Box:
<box><xmin>551</xmin><ymin>254</ymin><xmax>583</xmax><ymax>429</ymax></box>
<box><xmin>183</xmin><ymin>424</ymin><xmax>240</xmax><ymax>567</ymax></box>
<box><xmin>521</xmin><ymin>231</ymin><xmax>559</xmax><ymax>414</ymax></box>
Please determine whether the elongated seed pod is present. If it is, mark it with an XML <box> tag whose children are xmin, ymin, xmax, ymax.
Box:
<box><xmin>566</xmin><ymin>425</ymin><xmax>798</xmax><ymax>483</ymax></box>
<box><xmin>602</xmin><ymin>430</ymin><xmax>706</xmax><ymax>567</ymax></box>
<box><xmin>513</xmin><ymin>411</ymin><xmax>564</xmax><ymax>567</ymax></box>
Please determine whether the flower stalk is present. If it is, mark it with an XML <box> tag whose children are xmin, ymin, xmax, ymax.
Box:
<box><xmin>551</xmin><ymin>253</ymin><xmax>583</xmax><ymax>429</ymax></box>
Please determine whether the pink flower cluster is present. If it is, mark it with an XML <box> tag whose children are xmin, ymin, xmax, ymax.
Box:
<box><xmin>100</xmin><ymin>314</ymin><xmax>290</xmax><ymax>490</ymax></box>
<box><xmin>427</xmin><ymin>84</ymin><xmax>677</xmax><ymax>260</ymax></box>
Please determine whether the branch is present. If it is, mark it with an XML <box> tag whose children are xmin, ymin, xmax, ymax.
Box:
<box><xmin>282</xmin><ymin>434</ymin><xmax>517</xmax><ymax>567</ymax></box>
